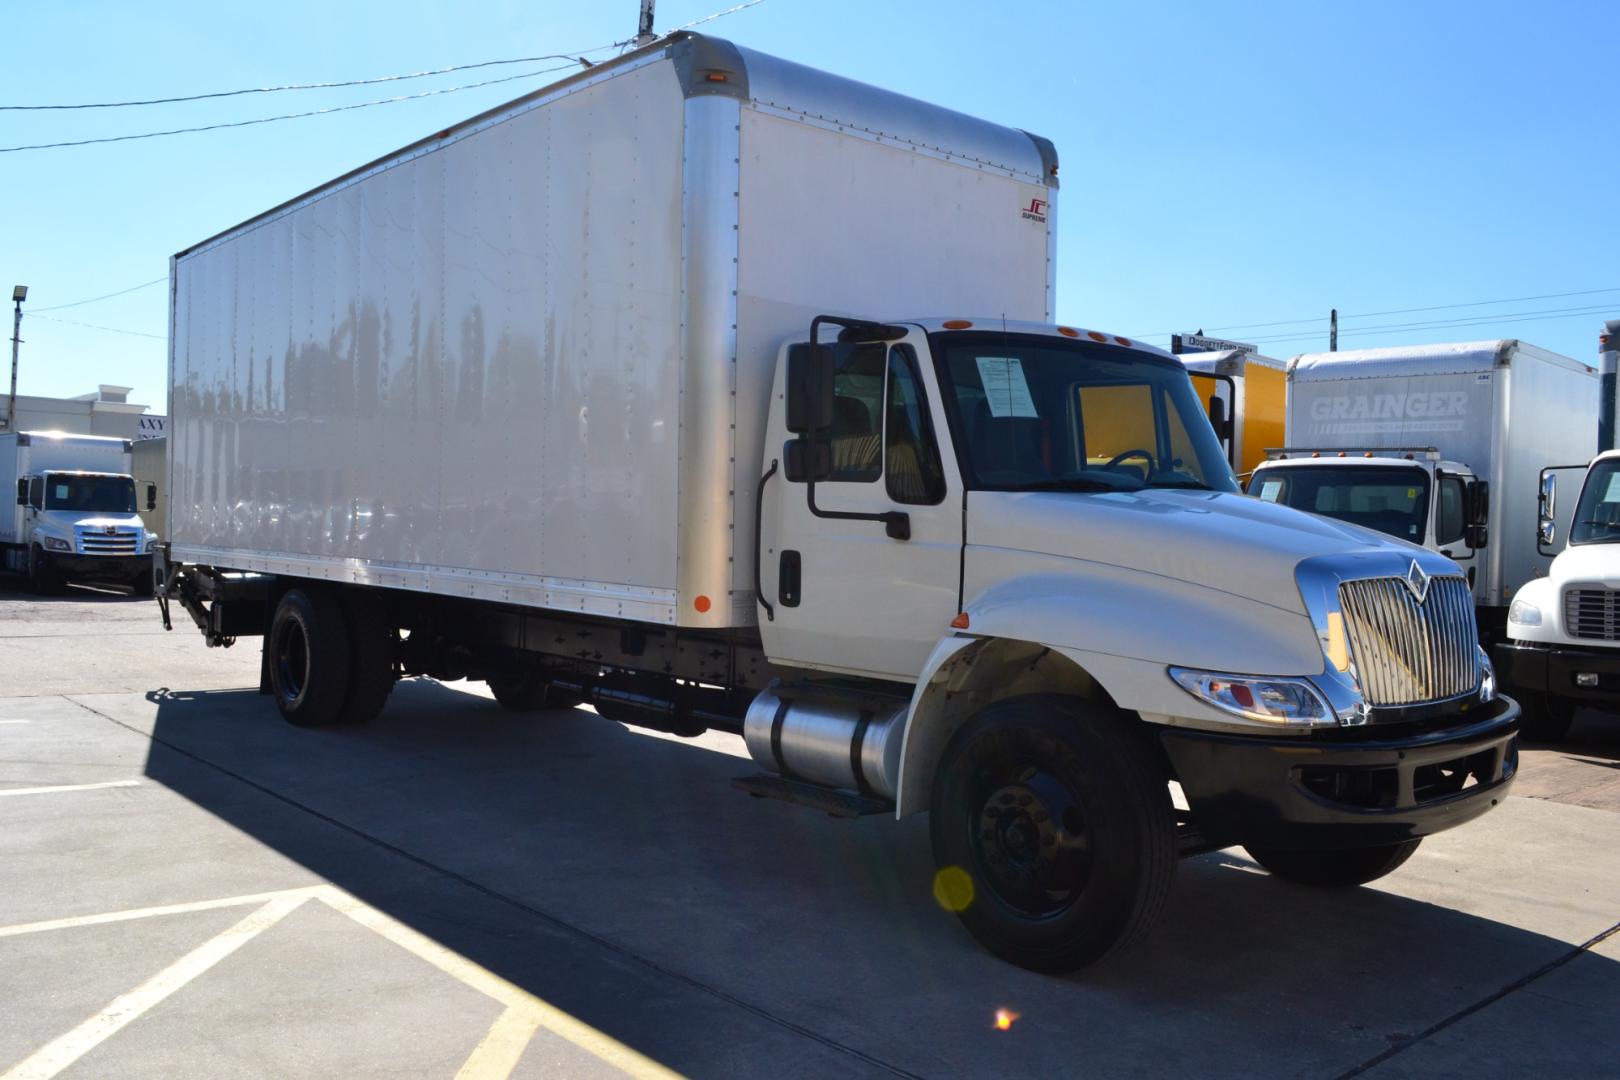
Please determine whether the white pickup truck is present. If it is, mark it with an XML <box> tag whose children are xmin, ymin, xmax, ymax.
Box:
<box><xmin>157</xmin><ymin>32</ymin><xmax>1519</xmax><ymax>972</ymax></box>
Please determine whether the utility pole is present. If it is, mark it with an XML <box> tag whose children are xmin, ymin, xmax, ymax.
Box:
<box><xmin>5</xmin><ymin>285</ymin><xmax>24</xmax><ymax>435</ymax></box>
<box><xmin>1600</xmin><ymin>319</ymin><xmax>1620</xmax><ymax>451</ymax></box>
<box><xmin>634</xmin><ymin>0</ymin><xmax>656</xmax><ymax>46</ymax></box>
<box><xmin>1329</xmin><ymin>308</ymin><xmax>1338</xmax><ymax>352</ymax></box>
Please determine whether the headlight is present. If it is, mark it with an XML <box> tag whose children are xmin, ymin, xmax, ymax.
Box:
<box><xmin>1169</xmin><ymin>667</ymin><xmax>1336</xmax><ymax>727</ymax></box>
<box><xmin>42</xmin><ymin>536</ymin><xmax>72</xmax><ymax>552</ymax></box>
<box><xmin>1507</xmin><ymin>599</ymin><xmax>1542</xmax><ymax>627</ymax></box>
<box><xmin>1477</xmin><ymin>646</ymin><xmax>1496</xmax><ymax>703</ymax></box>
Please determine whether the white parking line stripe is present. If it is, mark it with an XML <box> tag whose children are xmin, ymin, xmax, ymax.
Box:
<box><xmin>0</xmin><ymin>894</ymin><xmax>308</xmax><ymax>1080</ymax></box>
<box><xmin>455</xmin><ymin>1005</ymin><xmax>546</xmax><ymax>1080</ymax></box>
<box><xmin>320</xmin><ymin>887</ymin><xmax>680</xmax><ymax>1080</ymax></box>
<box><xmin>0</xmin><ymin>887</ymin><xmax>326</xmax><ymax>940</ymax></box>
<box><xmin>0</xmin><ymin>781</ymin><xmax>140</xmax><ymax>798</ymax></box>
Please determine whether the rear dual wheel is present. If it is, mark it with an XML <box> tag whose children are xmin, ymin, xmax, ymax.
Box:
<box><xmin>267</xmin><ymin>586</ymin><xmax>396</xmax><ymax>727</ymax></box>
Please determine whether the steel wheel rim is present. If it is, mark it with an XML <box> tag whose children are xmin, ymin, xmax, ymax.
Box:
<box><xmin>274</xmin><ymin>618</ymin><xmax>310</xmax><ymax>706</ymax></box>
<box><xmin>968</xmin><ymin>759</ymin><xmax>1094</xmax><ymax>918</ymax></box>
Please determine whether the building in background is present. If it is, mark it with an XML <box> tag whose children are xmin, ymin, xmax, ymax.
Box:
<box><xmin>0</xmin><ymin>385</ymin><xmax>164</xmax><ymax>441</ymax></box>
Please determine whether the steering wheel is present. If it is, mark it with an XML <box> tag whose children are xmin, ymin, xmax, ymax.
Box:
<box><xmin>1102</xmin><ymin>448</ymin><xmax>1156</xmax><ymax>474</ymax></box>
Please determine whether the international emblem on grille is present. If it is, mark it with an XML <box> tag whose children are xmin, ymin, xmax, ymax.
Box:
<box><xmin>1403</xmin><ymin>560</ymin><xmax>1431</xmax><ymax>604</ymax></box>
<box><xmin>104</xmin><ymin>525</ymin><xmax>117</xmax><ymax>535</ymax></box>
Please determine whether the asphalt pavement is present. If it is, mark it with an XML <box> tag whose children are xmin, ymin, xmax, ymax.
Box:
<box><xmin>1</xmin><ymin>585</ymin><xmax>1618</xmax><ymax>1078</ymax></box>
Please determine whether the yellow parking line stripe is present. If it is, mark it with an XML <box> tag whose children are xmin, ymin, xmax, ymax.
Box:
<box><xmin>455</xmin><ymin>1005</ymin><xmax>546</xmax><ymax>1080</ymax></box>
<box><xmin>0</xmin><ymin>887</ymin><xmax>326</xmax><ymax>940</ymax></box>
<box><xmin>1</xmin><ymin>894</ymin><xmax>308</xmax><ymax>1080</ymax></box>
<box><xmin>318</xmin><ymin>887</ymin><xmax>682</xmax><ymax>1080</ymax></box>
<box><xmin>0</xmin><ymin>781</ymin><xmax>140</xmax><ymax>798</ymax></box>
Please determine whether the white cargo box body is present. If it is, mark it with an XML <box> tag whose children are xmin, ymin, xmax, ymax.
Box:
<box><xmin>169</xmin><ymin>32</ymin><xmax>1055</xmax><ymax>629</ymax></box>
<box><xmin>1286</xmin><ymin>340</ymin><xmax>1598</xmax><ymax>606</ymax></box>
<box><xmin>1</xmin><ymin>431</ymin><xmax>135</xmax><ymax>544</ymax></box>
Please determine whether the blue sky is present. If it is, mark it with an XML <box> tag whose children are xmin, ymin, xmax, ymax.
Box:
<box><xmin>3</xmin><ymin>0</ymin><xmax>1616</xmax><ymax>410</ymax></box>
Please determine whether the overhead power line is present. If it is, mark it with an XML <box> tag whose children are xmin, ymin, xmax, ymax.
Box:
<box><xmin>31</xmin><ymin>314</ymin><xmax>166</xmax><ymax>340</ymax></box>
<box><xmin>0</xmin><ymin>50</ymin><xmax>617</xmax><ymax>112</ymax></box>
<box><xmin>31</xmin><ymin>277</ymin><xmax>166</xmax><ymax>312</ymax></box>
<box><xmin>671</xmin><ymin>0</ymin><xmax>768</xmax><ymax>31</ymax></box>
<box><xmin>1228</xmin><ymin>305</ymin><xmax>1619</xmax><ymax>349</ymax></box>
<box><xmin>1144</xmin><ymin>285</ymin><xmax>1620</xmax><ymax>337</ymax></box>
<box><xmin>0</xmin><ymin>61</ymin><xmax>584</xmax><ymax>153</ymax></box>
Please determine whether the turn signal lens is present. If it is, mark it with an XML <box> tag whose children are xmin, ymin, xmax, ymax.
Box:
<box><xmin>1169</xmin><ymin>667</ymin><xmax>1336</xmax><ymax>727</ymax></box>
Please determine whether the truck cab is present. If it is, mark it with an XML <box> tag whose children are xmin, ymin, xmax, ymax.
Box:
<box><xmin>1</xmin><ymin>432</ymin><xmax>158</xmax><ymax>594</ymax></box>
<box><xmin>1249</xmin><ymin>449</ymin><xmax>1486</xmax><ymax>563</ymax></box>
<box><xmin>1495</xmin><ymin>450</ymin><xmax>1620</xmax><ymax>738</ymax></box>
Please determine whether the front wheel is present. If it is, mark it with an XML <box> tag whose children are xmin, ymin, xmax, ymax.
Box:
<box><xmin>28</xmin><ymin>546</ymin><xmax>61</xmax><ymax>595</ymax></box>
<box><xmin>929</xmin><ymin>696</ymin><xmax>1177</xmax><ymax>973</ymax></box>
<box><xmin>1515</xmin><ymin>691</ymin><xmax>1575</xmax><ymax>742</ymax></box>
<box><xmin>1244</xmin><ymin>839</ymin><xmax>1421</xmax><ymax>888</ymax></box>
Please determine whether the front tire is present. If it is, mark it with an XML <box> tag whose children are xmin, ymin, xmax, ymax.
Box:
<box><xmin>929</xmin><ymin>696</ymin><xmax>1177</xmax><ymax>973</ymax></box>
<box><xmin>338</xmin><ymin>589</ymin><xmax>396</xmax><ymax>725</ymax></box>
<box><xmin>1245</xmin><ymin>839</ymin><xmax>1421</xmax><ymax>887</ymax></box>
<box><xmin>1515</xmin><ymin>691</ymin><xmax>1575</xmax><ymax>742</ymax></box>
<box><xmin>267</xmin><ymin>587</ymin><xmax>353</xmax><ymax>728</ymax></box>
<box><xmin>29</xmin><ymin>545</ymin><xmax>61</xmax><ymax>595</ymax></box>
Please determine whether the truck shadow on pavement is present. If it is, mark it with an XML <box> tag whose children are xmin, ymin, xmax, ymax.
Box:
<box><xmin>140</xmin><ymin>678</ymin><xmax>1620</xmax><ymax>1078</ymax></box>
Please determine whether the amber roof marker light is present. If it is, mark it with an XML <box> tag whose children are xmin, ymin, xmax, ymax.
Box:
<box><xmin>942</xmin><ymin>319</ymin><xmax>974</xmax><ymax>330</ymax></box>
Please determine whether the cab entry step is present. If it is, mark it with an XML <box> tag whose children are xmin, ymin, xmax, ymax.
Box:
<box><xmin>732</xmin><ymin>774</ymin><xmax>892</xmax><ymax>818</ymax></box>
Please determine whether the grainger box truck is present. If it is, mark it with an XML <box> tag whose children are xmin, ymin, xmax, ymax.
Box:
<box><xmin>1249</xmin><ymin>340</ymin><xmax>1597</xmax><ymax>640</ymax></box>
<box><xmin>160</xmin><ymin>33</ymin><xmax>1518</xmax><ymax>972</ymax></box>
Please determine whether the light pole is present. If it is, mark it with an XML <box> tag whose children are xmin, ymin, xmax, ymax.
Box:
<box><xmin>5</xmin><ymin>285</ymin><xmax>24</xmax><ymax>435</ymax></box>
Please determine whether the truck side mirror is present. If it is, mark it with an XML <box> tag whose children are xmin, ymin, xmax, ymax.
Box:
<box><xmin>1465</xmin><ymin>479</ymin><xmax>1489</xmax><ymax>527</ymax></box>
<box><xmin>1467</xmin><ymin>524</ymin><xmax>1488</xmax><ymax>549</ymax></box>
<box><xmin>1207</xmin><ymin>395</ymin><xmax>1231</xmax><ymax>445</ymax></box>
<box><xmin>782</xmin><ymin>437</ymin><xmax>831</xmax><ymax>483</ymax></box>
<box><xmin>145</xmin><ymin>482</ymin><xmax>157</xmax><ymax>511</ymax></box>
<box><xmin>1538</xmin><ymin>472</ymin><xmax>1557</xmax><ymax>551</ymax></box>
<box><xmin>15</xmin><ymin>479</ymin><xmax>24</xmax><ymax>506</ymax></box>
<box><xmin>786</xmin><ymin>343</ymin><xmax>835</xmax><ymax>435</ymax></box>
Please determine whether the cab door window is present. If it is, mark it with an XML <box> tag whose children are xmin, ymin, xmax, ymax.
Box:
<box><xmin>884</xmin><ymin>347</ymin><xmax>946</xmax><ymax>505</ymax></box>
<box><xmin>1436</xmin><ymin>474</ymin><xmax>1468</xmax><ymax>547</ymax></box>
<box><xmin>27</xmin><ymin>477</ymin><xmax>43</xmax><ymax>509</ymax></box>
<box><xmin>825</xmin><ymin>343</ymin><xmax>886</xmax><ymax>483</ymax></box>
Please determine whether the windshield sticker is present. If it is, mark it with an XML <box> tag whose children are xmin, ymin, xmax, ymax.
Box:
<box><xmin>976</xmin><ymin>356</ymin><xmax>1039</xmax><ymax>418</ymax></box>
<box><xmin>1604</xmin><ymin>474</ymin><xmax>1620</xmax><ymax>503</ymax></box>
<box><xmin>1258</xmin><ymin>479</ymin><xmax>1283</xmax><ymax>503</ymax></box>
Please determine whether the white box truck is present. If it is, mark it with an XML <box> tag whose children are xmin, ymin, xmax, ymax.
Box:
<box><xmin>1247</xmin><ymin>341</ymin><xmax>1598</xmax><ymax>641</ymax></box>
<box><xmin>158</xmin><ymin>32</ymin><xmax>1518</xmax><ymax>972</ymax></box>
<box><xmin>1</xmin><ymin>430</ymin><xmax>158</xmax><ymax>593</ymax></box>
<box><xmin>1496</xmin><ymin>321</ymin><xmax>1620</xmax><ymax>738</ymax></box>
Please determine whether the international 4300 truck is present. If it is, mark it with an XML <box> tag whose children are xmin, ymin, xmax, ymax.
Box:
<box><xmin>158</xmin><ymin>33</ymin><xmax>1519</xmax><ymax>972</ymax></box>
<box><xmin>1</xmin><ymin>430</ymin><xmax>158</xmax><ymax>593</ymax></box>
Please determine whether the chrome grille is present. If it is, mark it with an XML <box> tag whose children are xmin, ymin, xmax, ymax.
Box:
<box><xmin>1564</xmin><ymin>588</ymin><xmax>1620</xmax><ymax>641</ymax></box>
<box><xmin>1338</xmin><ymin>574</ymin><xmax>1477</xmax><ymax>706</ymax></box>
<box><xmin>75</xmin><ymin>526</ymin><xmax>140</xmax><ymax>555</ymax></box>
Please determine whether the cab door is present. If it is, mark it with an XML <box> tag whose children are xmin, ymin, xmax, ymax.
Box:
<box><xmin>758</xmin><ymin>331</ymin><xmax>963</xmax><ymax>680</ymax></box>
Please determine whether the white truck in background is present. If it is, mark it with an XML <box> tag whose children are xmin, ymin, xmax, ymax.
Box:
<box><xmin>1</xmin><ymin>431</ymin><xmax>159</xmax><ymax>594</ymax></box>
<box><xmin>156</xmin><ymin>32</ymin><xmax>1518</xmax><ymax>973</ymax></box>
<box><xmin>1248</xmin><ymin>341</ymin><xmax>1599</xmax><ymax>642</ymax></box>
<box><xmin>1496</xmin><ymin>321</ymin><xmax>1620</xmax><ymax>739</ymax></box>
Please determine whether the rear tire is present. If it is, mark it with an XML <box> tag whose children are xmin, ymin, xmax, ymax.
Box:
<box><xmin>1515</xmin><ymin>691</ymin><xmax>1575</xmax><ymax>742</ymax></box>
<box><xmin>339</xmin><ymin>589</ymin><xmax>396</xmax><ymax>725</ymax></box>
<box><xmin>267</xmin><ymin>587</ymin><xmax>352</xmax><ymax>728</ymax></box>
<box><xmin>1245</xmin><ymin>839</ymin><xmax>1421</xmax><ymax>888</ymax></box>
<box><xmin>929</xmin><ymin>695</ymin><xmax>1177</xmax><ymax>973</ymax></box>
<box><xmin>488</xmin><ymin>663</ymin><xmax>578</xmax><ymax>712</ymax></box>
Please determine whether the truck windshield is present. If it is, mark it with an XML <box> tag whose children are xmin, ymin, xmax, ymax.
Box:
<box><xmin>1250</xmin><ymin>465</ymin><xmax>1430</xmax><ymax>543</ymax></box>
<box><xmin>44</xmin><ymin>474</ymin><xmax>137</xmax><ymax>513</ymax></box>
<box><xmin>932</xmin><ymin>334</ymin><xmax>1237</xmax><ymax>493</ymax></box>
<box><xmin>1570</xmin><ymin>459</ymin><xmax>1620</xmax><ymax>545</ymax></box>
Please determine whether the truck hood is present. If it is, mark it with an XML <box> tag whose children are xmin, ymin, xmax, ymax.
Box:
<box><xmin>967</xmin><ymin>488</ymin><xmax>1420</xmax><ymax>615</ymax></box>
<box><xmin>1549</xmin><ymin>543</ymin><xmax>1620</xmax><ymax>588</ymax></box>
<box><xmin>37</xmin><ymin>511</ymin><xmax>147</xmax><ymax>534</ymax></box>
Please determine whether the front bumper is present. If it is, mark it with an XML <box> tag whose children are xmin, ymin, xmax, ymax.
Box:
<box><xmin>47</xmin><ymin>552</ymin><xmax>151</xmax><ymax>582</ymax></box>
<box><xmin>1494</xmin><ymin>639</ymin><xmax>1620</xmax><ymax>705</ymax></box>
<box><xmin>1160</xmin><ymin>696</ymin><xmax>1519</xmax><ymax>850</ymax></box>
